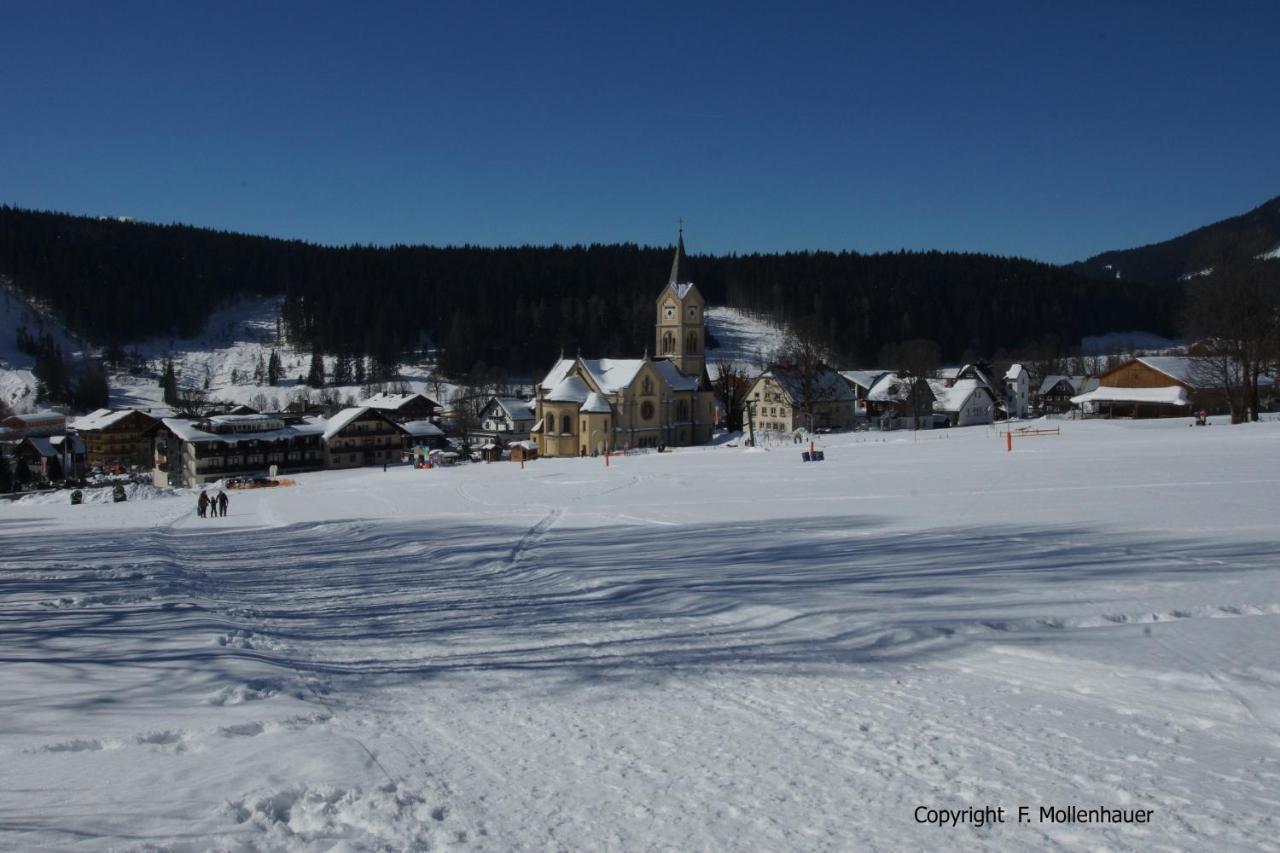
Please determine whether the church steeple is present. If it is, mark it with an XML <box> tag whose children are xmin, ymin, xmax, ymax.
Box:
<box><xmin>668</xmin><ymin>222</ymin><xmax>690</xmax><ymax>286</ymax></box>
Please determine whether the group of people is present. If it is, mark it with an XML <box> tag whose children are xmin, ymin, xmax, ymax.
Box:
<box><xmin>197</xmin><ymin>488</ymin><xmax>229</xmax><ymax>518</ymax></box>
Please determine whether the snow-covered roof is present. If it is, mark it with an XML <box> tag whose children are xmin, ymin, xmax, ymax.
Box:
<box><xmin>398</xmin><ymin>419</ymin><xmax>444</xmax><ymax>437</ymax></box>
<box><xmin>491</xmin><ymin>397</ymin><xmax>535</xmax><ymax>422</ymax></box>
<box><xmin>765</xmin><ymin>366</ymin><xmax>856</xmax><ymax>404</ymax></box>
<box><xmin>322</xmin><ymin>407</ymin><xmax>381</xmax><ymax>440</ymax></box>
<box><xmin>669</xmin><ymin>283</ymin><xmax>694</xmax><ymax>299</ymax></box>
<box><xmin>163</xmin><ymin>417</ymin><xmax>325</xmax><ymax>445</ymax></box>
<box><xmin>1004</xmin><ymin>363</ymin><xmax>1025</xmax><ymax>381</ymax></box>
<box><xmin>69</xmin><ymin>408</ymin><xmax>122</xmax><ymax>430</ymax></box>
<box><xmin>929</xmin><ymin>378</ymin><xmax>993</xmax><ymax>413</ymax></box>
<box><xmin>546</xmin><ymin>375</ymin><xmax>592</xmax><ymax>404</ymax></box>
<box><xmin>1038</xmin><ymin>375</ymin><xmax>1073</xmax><ymax>395</ymax></box>
<box><xmin>538</xmin><ymin>359</ymin><xmax>575</xmax><ymax>392</ymax></box>
<box><xmin>1135</xmin><ymin>357</ymin><xmax>1201</xmax><ymax>386</ymax></box>
<box><xmin>7</xmin><ymin>410</ymin><xmax>64</xmax><ymax>425</ymax></box>
<box><xmin>50</xmin><ymin>434</ymin><xmax>86</xmax><ymax>453</ymax></box>
<box><xmin>651</xmin><ymin>359</ymin><xmax>701</xmax><ymax>391</ymax></box>
<box><xmin>1072</xmin><ymin>386</ymin><xmax>1189</xmax><ymax>406</ymax></box>
<box><xmin>866</xmin><ymin>373</ymin><xmax>913</xmax><ymax>402</ymax></box>
<box><xmin>840</xmin><ymin>370</ymin><xmax>888</xmax><ymax>392</ymax></box>
<box><xmin>530</xmin><ymin>418</ymin><xmax>543</xmax><ymax>433</ymax></box>
<box><xmin>581</xmin><ymin>359</ymin><xmax>646</xmax><ymax>394</ymax></box>
<box><xmin>360</xmin><ymin>392</ymin><xmax>437</xmax><ymax>411</ymax></box>
<box><xmin>513</xmin><ymin>440</ymin><xmax>538</xmax><ymax>450</ymax></box>
<box><xmin>581</xmin><ymin>392</ymin><xmax>612</xmax><ymax>413</ymax></box>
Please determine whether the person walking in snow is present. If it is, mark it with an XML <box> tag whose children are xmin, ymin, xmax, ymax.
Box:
<box><xmin>217</xmin><ymin>490</ymin><xmax>229</xmax><ymax>518</ymax></box>
<box><xmin>197</xmin><ymin>491</ymin><xmax>208</xmax><ymax>518</ymax></box>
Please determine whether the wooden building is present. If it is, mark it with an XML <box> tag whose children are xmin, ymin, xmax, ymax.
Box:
<box><xmin>69</xmin><ymin>408</ymin><xmax>160</xmax><ymax>471</ymax></box>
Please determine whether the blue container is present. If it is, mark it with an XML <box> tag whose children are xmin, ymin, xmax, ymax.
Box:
<box><xmin>814</xmin><ymin>450</ymin><xmax>825</xmax><ymax>461</ymax></box>
<box><xmin>801</xmin><ymin>451</ymin><xmax>811</xmax><ymax>462</ymax></box>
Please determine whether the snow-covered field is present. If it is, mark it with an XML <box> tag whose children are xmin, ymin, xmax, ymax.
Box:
<box><xmin>3</xmin><ymin>419</ymin><xmax>1280</xmax><ymax>850</ymax></box>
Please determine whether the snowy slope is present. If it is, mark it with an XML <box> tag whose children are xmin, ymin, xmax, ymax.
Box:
<box><xmin>3</xmin><ymin>419</ymin><xmax>1280</xmax><ymax>849</ymax></box>
<box><xmin>704</xmin><ymin>305</ymin><xmax>790</xmax><ymax>374</ymax></box>
<box><xmin>0</xmin><ymin>284</ymin><xmax>84</xmax><ymax>411</ymax></box>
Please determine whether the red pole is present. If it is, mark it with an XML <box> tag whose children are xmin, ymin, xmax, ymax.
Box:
<box><xmin>520</xmin><ymin>458</ymin><xmax>524</xmax><ymax>471</ymax></box>
<box><xmin>605</xmin><ymin>451</ymin><xmax>610</xmax><ymax>467</ymax></box>
<box><xmin>1006</xmin><ymin>431</ymin><xmax>1012</xmax><ymax>453</ymax></box>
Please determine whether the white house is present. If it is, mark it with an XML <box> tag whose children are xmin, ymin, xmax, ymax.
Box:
<box><xmin>929</xmin><ymin>378</ymin><xmax>997</xmax><ymax>427</ymax></box>
<box><xmin>1004</xmin><ymin>363</ymin><xmax>1030</xmax><ymax>419</ymax></box>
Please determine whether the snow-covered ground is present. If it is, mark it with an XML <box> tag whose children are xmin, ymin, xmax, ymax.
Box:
<box><xmin>3</xmin><ymin>418</ymin><xmax>1279</xmax><ymax>850</ymax></box>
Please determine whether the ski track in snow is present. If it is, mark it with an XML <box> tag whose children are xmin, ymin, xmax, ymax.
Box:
<box><xmin>2</xmin><ymin>422</ymin><xmax>1280</xmax><ymax>850</ymax></box>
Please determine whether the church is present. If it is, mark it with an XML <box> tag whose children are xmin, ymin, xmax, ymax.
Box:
<box><xmin>532</xmin><ymin>231</ymin><xmax>717</xmax><ymax>457</ymax></box>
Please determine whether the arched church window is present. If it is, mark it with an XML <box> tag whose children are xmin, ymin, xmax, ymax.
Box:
<box><xmin>640</xmin><ymin>401</ymin><xmax>655</xmax><ymax>420</ymax></box>
<box><xmin>562</xmin><ymin>414</ymin><xmax>572</xmax><ymax>434</ymax></box>
<box><xmin>642</xmin><ymin>377</ymin><xmax>653</xmax><ymax>395</ymax></box>
<box><xmin>686</xmin><ymin>332</ymin><xmax>697</xmax><ymax>353</ymax></box>
<box><xmin>662</xmin><ymin>332</ymin><xmax>674</xmax><ymax>354</ymax></box>
<box><xmin>676</xmin><ymin>401</ymin><xmax>688</xmax><ymax>420</ymax></box>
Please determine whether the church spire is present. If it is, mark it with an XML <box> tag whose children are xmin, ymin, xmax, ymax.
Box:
<box><xmin>668</xmin><ymin>221</ymin><xmax>690</xmax><ymax>286</ymax></box>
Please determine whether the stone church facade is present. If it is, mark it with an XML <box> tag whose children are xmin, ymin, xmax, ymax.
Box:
<box><xmin>533</xmin><ymin>232</ymin><xmax>716</xmax><ymax>457</ymax></box>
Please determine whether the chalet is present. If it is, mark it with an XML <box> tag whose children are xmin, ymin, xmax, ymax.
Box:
<box><xmin>864</xmin><ymin>374</ymin><xmax>936</xmax><ymax>429</ymax></box>
<box><xmin>68</xmin><ymin>408</ymin><xmax>160</xmax><ymax>471</ymax></box>
<box><xmin>361</xmin><ymin>392</ymin><xmax>440</xmax><ymax>423</ymax></box>
<box><xmin>398</xmin><ymin>419</ymin><xmax>448</xmax><ymax>454</ymax></box>
<box><xmin>322</xmin><ymin>407</ymin><xmax>404</xmax><ymax>468</ymax></box>
<box><xmin>928</xmin><ymin>378</ymin><xmax>997</xmax><ymax>427</ymax></box>
<box><xmin>1036</xmin><ymin>375</ymin><xmax>1097</xmax><ymax>414</ymax></box>
<box><xmin>746</xmin><ymin>365</ymin><xmax>858</xmax><ymax>433</ymax></box>
<box><xmin>154</xmin><ymin>414</ymin><xmax>325</xmax><ymax>487</ymax></box>
<box><xmin>839</xmin><ymin>370</ymin><xmax>889</xmax><ymax>420</ymax></box>
<box><xmin>474</xmin><ymin>396</ymin><xmax>535</xmax><ymax>444</ymax></box>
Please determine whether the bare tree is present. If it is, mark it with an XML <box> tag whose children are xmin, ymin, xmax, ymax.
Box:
<box><xmin>879</xmin><ymin>338</ymin><xmax>941</xmax><ymax>429</ymax></box>
<box><xmin>710</xmin><ymin>361</ymin><xmax>753</xmax><ymax>432</ymax></box>
<box><xmin>774</xmin><ymin>331</ymin><xmax>843</xmax><ymax>433</ymax></box>
<box><xmin>1185</xmin><ymin>255</ymin><xmax>1278</xmax><ymax>423</ymax></box>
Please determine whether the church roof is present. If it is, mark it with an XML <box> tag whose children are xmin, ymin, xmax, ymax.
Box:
<box><xmin>581</xmin><ymin>392</ymin><xmax>612</xmax><ymax>413</ymax></box>
<box><xmin>651</xmin><ymin>359</ymin><xmax>701</xmax><ymax>391</ymax></box>
<box><xmin>546</xmin><ymin>375</ymin><xmax>592</xmax><ymax>404</ymax></box>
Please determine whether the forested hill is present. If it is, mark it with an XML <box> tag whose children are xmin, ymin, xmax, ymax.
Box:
<box><xmin>1070</xmin><ymin>194</ymin><xmax>1280</xmax><ymax>285</ymax></box>
<box><xmin>0</xmin><ymin>206</ymin><xmax>1178</xmax><ymax>374</ymax></box>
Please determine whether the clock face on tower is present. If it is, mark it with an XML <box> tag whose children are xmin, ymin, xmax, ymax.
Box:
<box><xmin>664</xmin><ymin>305</ymin><xmax>675</xmax><ymax>320</ymax></box>
<box><xmin>687</xmin><ymin>306</ymin><xmax>698</xmax><ymax>319</ymax></box>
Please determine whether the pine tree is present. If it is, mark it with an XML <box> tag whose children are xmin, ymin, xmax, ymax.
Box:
<box><xmin>306</xmin><ymin>349</ymin><xmax>326</xmax><ymax>387</ymax></box>
<box><xmin>161</xmin><ymin>357</ymin><xmax>179</xmax><ymax>406</ymax></box>
<box><xmin>332</xmin><ymin>353</ymin><xmax>352</xmax><ymax>386</ymax></box>
<box><xmin>267</xmin><ymin>350</ymin><xmax>281</xmax><ymax>386</ymax></box>
<box><xmin>354</xmin><ymin>355</ymin><xmax>366</xmax><ymax>386</ymax></box>
<box><xmin>74</xmin><ymin>361</ymin><xmax>110</xmax><ymax>412</ymax></box>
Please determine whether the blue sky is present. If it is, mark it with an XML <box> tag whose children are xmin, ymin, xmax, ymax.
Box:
<box><xmin>2</xmin><ymin>2</ymin><xmax>1277</xmax><ymax>263</ymax></box>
